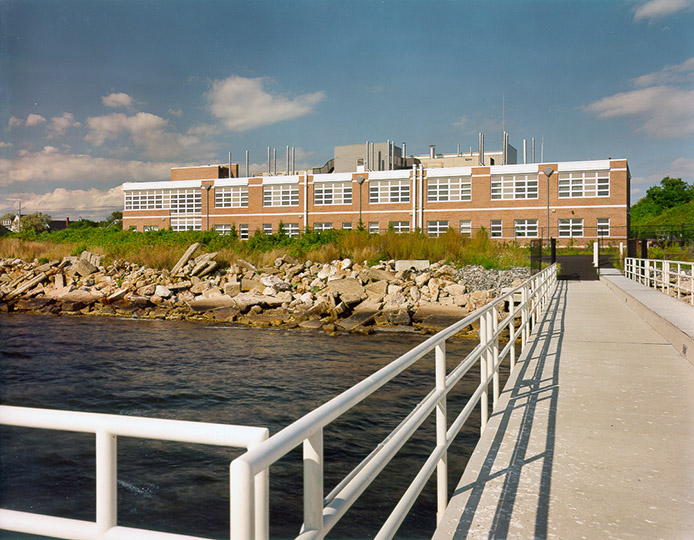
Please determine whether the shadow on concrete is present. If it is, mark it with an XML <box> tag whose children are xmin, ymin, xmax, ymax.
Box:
<box><xmin>449</xmin><ymin>280</ymin><xmax>568</xmax><ymax>539</ymax></box>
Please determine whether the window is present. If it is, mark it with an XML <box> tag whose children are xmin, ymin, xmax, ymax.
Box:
<box><xmin>460</xmin><ymin>220</ymin><xmax>472</xmax><ymax>237</ymax></box>
<box><xmin>143</xmin><ymin>225</ymin><xmax>159</xmax><ymax>232</ymax></box>
<box><xmin>170</xmin><ymin>189</ymin><xmax>201</xmax><ymax>214</ymax></box>
<box><xmin>427</xmin><ymin>176</ymin><xmax>472</xmax><ymax>202</ymax></box>
<box><xmin>342</xmin><ymin>222</ymin><xmax>352</xmax><ymax>230</ymax></box>
<box><xmin>369</xmin><ymin>179</ymin><xmax>410</xmax><ymax>203</ymax></box>
<box><xmin>389</xmin><ymin>221</ymin><xmax>410</xmax><ymax>233</ymax></box>
<box><xmin>427</xmin><ymin>220</ymin><xmax>449</xmax><ymax>237</ymax></box>
<box><xmin>314</xmin><ymin>181</ymin><xmax>352</xmax><ymax>205</ymax></box>
<box><xmin>263</xmin><ymin>184</ymin><xmax>299</xmax><ymax>206</ymax></box>
<box><xmin>215</xmin><ymin>186</ymin><xmax>248</xmax><ymax>208</ymax></box>
<box><xmin>313</xmin><ymin>222</ymin><xmax>333</xmax><ymax>232</ymax></box>
<box><xmin>215</xmin><ymin>224</ymin><xmax>233</xmax><ymax>236</ymax></box>
<box><xmin>597</xmin><ymin>218</ymin><xmax>610</xmax><ymax>237</ymax></box>
<box><xmin>285</xmin><ymin>223</ymin><xmax>299</xmax><ymax>238</ymax></box>
<box><xmin>490</xmin><ymin>220</ymin><xmax>503</xmax><ymax>238</ymax></box>
<box><xmin>368</xmin><ymin>222</ymin><xmax>380</xmax><ymax>234</ymax></box>
<box><xmin>262</xmin><ymin>223</ymin><xmax>273</xmax><ymax>235</ymax></box>
<box><xmin>239</xmin><ymin>224</ymin><xmax>249</xmax><ymax>240</ymax></box>
<box><xmin>558</xmin><ymin>218</ymin><xmax>583</xmax><ymax>237</ymax></box>
<box><xmin>170</xmin><ymin>217</ymin><xmax>201</xmax><ymax>231</ymax></box>
<box><xmin>491</xmin><ymin>174</ymin><xmax>538</xmax><ymax>200</ymax></box>
<box><xmin>514</xmin><ymin>219</ymin><xmax>538</xmax><ymax>238</ymax></box>
<box><xmin>558</xmin><ymin>170</ymin><xmax>609</xmax><ymax>198</ymax></box>
<box><xmin>124</xmin><ymin>188</ymin><xmax>201</xmax><ymax>213</ymax></box>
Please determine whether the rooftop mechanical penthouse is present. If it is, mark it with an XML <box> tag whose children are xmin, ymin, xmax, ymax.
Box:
<box><xmin>122</xmin><ymin>144</ymin><xmax>630</xmax><ymax>245</ymax></box>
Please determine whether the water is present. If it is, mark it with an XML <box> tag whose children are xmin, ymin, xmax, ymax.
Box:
<box><xmin>0</xmin><ymin>313</ymin><xmax>507</xmax><ymax>539</ymax></box>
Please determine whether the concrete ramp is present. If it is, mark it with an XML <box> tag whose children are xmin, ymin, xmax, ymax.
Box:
<box><xmin>433</xmin><ymin>279</ymin><xmax>694</xmax><ymax>540</ymax></box>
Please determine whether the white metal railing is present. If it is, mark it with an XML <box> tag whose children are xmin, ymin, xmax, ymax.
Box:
<box><xmin>0</xmin><ymin>407</ymin><xmax>269</xmax><ymax>540</ymax></box>
<box><xmin>230</xmin><ymin>263</ymin><xmax>558</xmax><ymax>540</ymax></box>
<box><xmin>624</xmin><ymin>257</ymin><xmax>694</xmax><ymax>306</ymax></box>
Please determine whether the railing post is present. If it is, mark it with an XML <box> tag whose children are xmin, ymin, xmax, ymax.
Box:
<box><xmin>509</xmin><ymin>291</ymin><xmax>516</xmax><ymax>371</ymax></box>
<box><xmin>231</xmin><ymin>459</ymin><xmax>255</xmax><ymax>540</ymax></box>
<box><xmin>479</xmin><ymin>312</ymin><xmax>488</xmax><ymax>434</ymax></box>
<box><xmin>435</xmin><ymin>342</ymin><xmax>447</xmax><ymax>524</ymax></box>
<box><xmin>490</xmin><ymin>306</ymin><xmax>499</xmax><ymax>408</ymax></box>
<box><xmin>96</xmin><ymin>431</ymin><xmax>117</xmax><ymax>536</ymax></box>
<box><xmin>664</xmin><ymin>261</ymin><xmax>670</xmax><ymax>295</ymax></box>
<box><xmin>521</xmin><ymin>286</ymin><xmax>528</xmax><ymax>350</ymax></box>
<box><xmin>303</xmin><ymin>429</ymin><xmax>324</xmax><ymax>537</ymax></box>
<box><xmin>677</xmin><ymin>262</ymin><xmax>681</xmax><ymax>299</ymax></box>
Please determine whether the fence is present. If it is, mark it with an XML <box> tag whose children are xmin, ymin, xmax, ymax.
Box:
<box><xmin>0</xmin><ymin>407</ymin><xmax>269</xmax><ymax>540</ymax></box>
<box><xmin>624</xmin><ymin>257</ymin><xmax>694</xmax><ymax>305</ymax></box>
<box><xmin>230</xmin><ymin>263</ymin><xmax>558</xmax><ymax>539</ymax></box>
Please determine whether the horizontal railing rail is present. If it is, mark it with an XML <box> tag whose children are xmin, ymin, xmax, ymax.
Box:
<box><xmin>230</xmin><ymin>263</ymin><xmax>558</xmax><ymax>540</ymax></box>
<box><xmin>0</xmin><ymin>406</ymin><xmax>269</xmax><ymax>540</ymax></box>
<box><xmin>624</xmin><ymin>257</ymin><xmax>694</xmax><ymax>306</ymax></box>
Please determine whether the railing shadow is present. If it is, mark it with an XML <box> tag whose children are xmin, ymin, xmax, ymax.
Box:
<box><xmin>449</xmin><ymin>280</ymin><xmax>567</xmax><ymax>539</ymax></box>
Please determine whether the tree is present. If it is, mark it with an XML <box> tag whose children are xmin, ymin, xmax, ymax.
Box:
<box><xmin>631</xmin><ymin>177</ymin><xmax>694</xmax><ymax>224</ymax></box>
<box><xmin>20</xmin><ymin>212</ymin><xmax>51</xmax><ymax>234</ymax></box>
<box><xmin>100</xmin><ymin>211</ymin><xmax>123</xmax><ymax>228</ymax></box>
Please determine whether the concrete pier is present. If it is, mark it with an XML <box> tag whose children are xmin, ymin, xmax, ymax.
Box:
<box><xmin>433</xmin><ymin>277</ymin><xmax>694</xmax><ymax>539</ymax></box>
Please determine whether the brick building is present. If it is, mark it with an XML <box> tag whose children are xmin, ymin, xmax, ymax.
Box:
<box><xmin>122</xmin><ymin>151</ymin><xmax>630</xmax><ymax>245</ymax></box>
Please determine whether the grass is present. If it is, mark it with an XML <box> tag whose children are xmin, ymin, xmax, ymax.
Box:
<box><xmin>0</xmin><ymin>226</ymin><xmax>530</xmax><ymax>270</ymax></box>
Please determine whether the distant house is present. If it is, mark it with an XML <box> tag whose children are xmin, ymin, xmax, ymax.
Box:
<box><xmin>48</xmin><ymin>218</ymin><xmax>71</xmax><ymax>231</ymax></box>
<box><xmin>1</xmin><ymin>214</ymin><xmax>21</xmax><ymax>232</ymax></box>
<box><xmin>0</xmin><ymin>214</ymin><xmax>71</xmax><ymax>232</ymax></box>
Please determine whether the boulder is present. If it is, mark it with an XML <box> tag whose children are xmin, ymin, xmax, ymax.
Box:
<box><xmin>171</xmin><ymin>243</ymin><xmax>200</xmax><ymax>275</ymax></box>
<box><xmin>327</xmin><ymin>278</ymin><xmax>366</xmax><ymax>305</ymax></box>
<box><xmin>155</xmin><ymin>285</ymin><xmax>172</xmax><ymax>298</ymax></box>
<box><xmin>395</xmin><ymin>260</ymin><xmax>430</xmax><ymax>272</ymax></box>
<box><xmin>367</xmin><ymin>268</ymin><xmax>397</xmax><ymax>282</ymax></box>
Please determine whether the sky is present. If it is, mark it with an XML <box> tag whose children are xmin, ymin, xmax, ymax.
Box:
<box><xmin>1</xmin><ymin>0</ymin><xmax>693</xmax><ymax>220</ymax></box>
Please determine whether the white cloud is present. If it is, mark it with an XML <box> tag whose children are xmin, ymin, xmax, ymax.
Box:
<box><xmin>26</xmin><ymin>114</ymin><xmax>47</xmax><ymax>127</ymax></box>
<box><xmin>0</xmin><ymin>146</ymin><xmax>173</xmax><ymax>186</ymax></box>
<box><xmin>102</xmin><ymin>92</ymin><xmax>135</xmax><ymax>110</ymax></box>
<box><xmin>629</xmin><ymin>155</ymin><xmax>694</xmax><ymax>201</ymax></box>
<box><xmin>453</xmin><ymin>116</ymin><xmax>469</xmax><ymax>130</ymax></box>
<box><xmin>0</xmin><ymin>141</ymin><xmax>12</xmax><ymax>149</ymax></box>
<box><xmin>2</xmin><ymin>186</ymin><xmax>124</xmax><ymax>220</ymax></box>
<box><xmin>168</xmin><ymin>108</ymin><xmax>183</xmax><ymax>118</ymax></box>
<box><xmin>8</xmin><ymin>116</ymin><xmax>24</xmax><ymax>128</ymax></box>
<box><xmin>634</xmin><ymin>0</ymin><xmax>694</xmax><ymax>21</ymax></box>
<box><xmin>632</xmin><ymin>57</ymin><xmax>694</xmax><ymax>87</ymax></box>
<box><xmin>46</xmin><ymin>112</ymin><xmax>82</xmax><ymax>138</ymax></box>
<box><xmin>85</xmin><ymin>112</ymin><xmax>216</xmax><ymax>160</ymax></box>
<box><xmin>208</xmin><ymin>76</ymin><xmax>325</xmax><ymax>132</ymax></box>
<box><xmin>585</xmin><ymin>85</ymin><xmax>694</xmax><ymax>138</ymax></box>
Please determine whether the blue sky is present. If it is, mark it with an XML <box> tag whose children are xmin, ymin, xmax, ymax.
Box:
<box><xmin>1</xmin><ymin>0</ymin><xmax>693</xmax><ymax>219</ymax></box>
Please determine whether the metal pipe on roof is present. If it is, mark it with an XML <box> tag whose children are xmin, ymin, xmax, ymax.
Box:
<box><xmin>246</xmin><ymin>150</ymin><xmax>249</xmax><ymax>177</ymax></box>
<box><xmin>286</xmin><ymin>145</ymin><xmax>290</xmax><ymax>175</ymax></box>
<box><xmin>267</xmin><ymin>147</ymin><xmax>271</xmax><ymax>175</ymax></box>
<box><xmin>531</xmin><ymin>138</ymin><xmax>536</xmax><ymax>163</ymax></box>
<box><xmin>523</xmin><ymin>139</ymin><xmax>527</xmax><ymax>165</ymax></box>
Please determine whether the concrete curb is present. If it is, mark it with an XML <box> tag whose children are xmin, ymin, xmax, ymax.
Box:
<box><xmin>600</xmin><ymin>271</ymin><xmax>694</xmax><ymax>366</ymax></box>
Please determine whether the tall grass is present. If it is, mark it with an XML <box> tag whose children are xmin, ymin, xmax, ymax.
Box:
<box><xmin>0</xmin><ymin>227</ymin><xmax>530</xmax><ymax>269</ymax></box>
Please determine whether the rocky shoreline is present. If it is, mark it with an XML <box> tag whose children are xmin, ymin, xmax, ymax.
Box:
<box><xmin>0</xmin><ymin>243</ymin><xmax>530</xmax><ymax>335</ymax></box>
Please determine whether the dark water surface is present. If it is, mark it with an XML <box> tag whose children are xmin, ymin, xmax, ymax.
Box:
<box><xmin>0</xmin><ymin>313</ymin><xmax>507</xmax><ymax>539</ymax></box>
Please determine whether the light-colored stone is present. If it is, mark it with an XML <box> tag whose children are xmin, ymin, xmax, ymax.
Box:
<box><xmin>171</xmin><ymin>243</ymin><xmax>200</xmax><ymax>275</ymax></box>
<box><xmin>327</xmin><ymin>278</ymin><xmax>367</xmax><ymax>305</ymax></box>
<box><xmin>155</xmin><ymin>285</ymin><xmax>171</xmax><ymax>298</ymax></box>
<box><xmin>395</xmin><ymin>260</ymin><xmax>430</xmax><ymax>272</ymax></box>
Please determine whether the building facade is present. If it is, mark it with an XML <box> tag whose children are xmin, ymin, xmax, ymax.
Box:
<box><xmin>122</xmin><ymin>157</ymin><xmax>630</xmax><ymax>245</ymax></box>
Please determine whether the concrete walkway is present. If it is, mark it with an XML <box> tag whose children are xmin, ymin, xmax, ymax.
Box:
<box><xmin>433</xmin><ymin>278</ymin><xmax>694</xmax><ymax>540</ymax></box>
